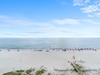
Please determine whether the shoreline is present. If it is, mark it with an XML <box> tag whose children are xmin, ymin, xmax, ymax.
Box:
<box><xmin>0</xmin><ymin>48</ymin><xmax>98</xmax><ymax>52</ymax></box>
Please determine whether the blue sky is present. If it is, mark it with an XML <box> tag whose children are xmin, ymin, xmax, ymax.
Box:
<box><xmin>0</xmin><ymin>0</ymin><xmax>100</xmax><ymax>38</ymax></box>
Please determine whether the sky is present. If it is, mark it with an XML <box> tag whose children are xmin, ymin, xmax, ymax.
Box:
<box><xmin>0</xmin><ymin>0</ymin><xmax>100</xmax><ymax>38</ymax></box>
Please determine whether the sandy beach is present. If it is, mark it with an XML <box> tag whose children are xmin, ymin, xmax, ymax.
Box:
<box><xmin>0</xmin><ymin>49</ymin><xmax>100</xmax><ymax>75</ymax></box>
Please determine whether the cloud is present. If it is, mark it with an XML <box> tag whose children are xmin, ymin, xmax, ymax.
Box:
<box><xmin>0</xmin><ymin>15</ymin><xmax>81</xmax><ymax>34</ymax></box>
<box><xmin>53</xmin><ymin>19</ymin><xmax>80</xmax><ymax>25</ymax></box>
<box><xmin>60</xmin><ymin>28</ymin><xmax>77</xmax><ymax>33</ymax></box>
<box><xmin>0</xmin><ymin>15</ymin><xmax>8</xmax><ymax>20</ymax></box>
<box><xmin>7</xmin><ymin>20</ymin><xmax>34</xmax><ymax>26</ymax></box>
<box><xmin>81</xmin><ymin>5</ymin><xmax>99</xmax><ymax>13</ymax></box>
<box><xmin>81</xmin><ymin>19</ymin><xmax>100</xmax><ymax>25</ymax></box>
<box><xmin>0</xmin><ymin>15</ymin><xmax>53</xmax><ymax>28</ymax></box>
<box><xmin>0</xmin><ymin>15</ymin><xmax>81</xmax><ymax>37</ymax></box>
<box><xmin>28</xmin><ymin>31</ymin><xmax>46</xmax><ymax>34</ymax></box>
<box><xmin>73</xmin><ymin>0</ymin><xmax>100</xmax><ymax>17</ymax></box>
<box><xmin>73</xmin><ymin>0</ymin><xmax>90</xmax><ymax>6</ymax></box>
<box><xmin>0</xmin><ymin>24</ymin><xmax>11</xmax><ymax>28</ymax></box>
<box><xmin>1</xmin><ymin>15</ymin><xmax>100</xmax><ymax>37</ymax></box>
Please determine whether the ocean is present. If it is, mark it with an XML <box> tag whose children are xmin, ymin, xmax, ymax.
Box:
<box><xmin>0</xmin><ymin>38</ymin><xmax>100</xmax><ymax>49</ymax></box>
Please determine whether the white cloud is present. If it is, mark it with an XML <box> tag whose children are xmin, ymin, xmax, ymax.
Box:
<box><xmin>73</xmin><ymin>0</ymin><xmax>100</xmax><ymax>17</ymax></box>
<box><xmin>1</xmin><ymin>15</ymin><xmax>100</xmax><ymax>37</ymax></box>
<box><xmin>0</xmin><ymin>24</ymin><xmax>11</xmax><ymax>28</ymax></box>
<box><xmin>0</xmin><ymin>15</ymin><xmax>53</xmax><ymax>28</ymax></box>
<box><xmin>87</xmin><ymin>14</ymin><xmax>93</xmax><ymax>17</ymax></box>
<box><xmin>53</xmin><ymin>19</ymin><xmax>80</xmax><ymax>25</ymax></box>
<box><xmin>60</xmin><ymin>28</ymin><xmax>77</xmax><ymax>33</ymax></box>
<box><xmin>7</xmin><ymin>20</ymin><xmax>34</xmax><ymax>26</ymax></box>
<box><xmin>73</xmin><ymin>0</ymin><xmax>90</xmax><ymax>6</ymax></box>
<box><xmin>81</xmin><ymin>19</ymin><xmax>100</xmax><ymax>25</ymax></box>
<box><xmin>0</xmin><ymin>15</ymin><xmax>81</xmax><ymax>37</ymax></box>
<box><xmin>94</xmin><ymin>12</ymin><xmax>100</xmax><ymax>17</ymax></box>
<box><xmin>0</xmin><ymin>15</ymin><xmax>9</xmax><ymax>20</ymax></box>
<box><xmin>53</xmin><ymin>18</ymin><xmax>100</xmax><ymax>26</ymax></box>
<box><xmin>81</xmin><ymin>5</ymin><xmax>99</xmax><ymax>13</ymax></box>
<box><xmin>87</xmin><ymin>12</ymin><xmax>100</xmax><ymax>17</ymax></box>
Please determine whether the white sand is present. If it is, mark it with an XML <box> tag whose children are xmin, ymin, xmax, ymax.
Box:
<box><xmin>0</xmin><ymin>49</ymin><xmax>100</xmax><ymax>74</ymax></box>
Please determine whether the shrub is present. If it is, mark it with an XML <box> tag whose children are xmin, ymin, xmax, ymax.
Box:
<box><xmin>3</xmin><ymin>71</ymin><xmax>22</xmax><ymax>75</ymax></box>
<box><xmin>25</xmin><ymin>68</ymin><xmax>34</xmax><ymax>74</ymax></box>
<box><xmin>35</xmin><ymin>69</ymin><xmax>46</xmax><ymax>75</ymax></box>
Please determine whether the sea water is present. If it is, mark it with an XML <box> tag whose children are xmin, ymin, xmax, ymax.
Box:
<box><xmin>0</xmin><ymin>38</ymin><xmax>100</xmax><ymax>49</ymax></box>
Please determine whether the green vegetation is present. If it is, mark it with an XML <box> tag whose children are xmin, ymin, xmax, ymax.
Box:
<box><xmin>16</xmin><ymin>70</ymin><xmax>24</xmax><ymax>73</ymax></box>
<box><xmin>3</xmin><ymin>63</ymin><xmax>85</xmax><ymax>75</ymax></box>
<box><xmin>47</xmin><ymin>73</ymin><xmax>51</xmax><ymax>75</ymax></box>
<box><xmin>25</xmin><ymin>68</ymin><xmax>34</xmax><ymax>74</ymax></box>
<box><xmin>3</xmin><ymin>67</ymin><xmax>46</xmax><ymax>75</ymax></box>
<box><xmin>35</xmin><ymin>69</ymin><xmax>46</xmax><ymax>75</ymax></box>
<box><xmin>3</xmin><ymin>71</ymin><xmax>22</xmax><ymax>75</ymax></box>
